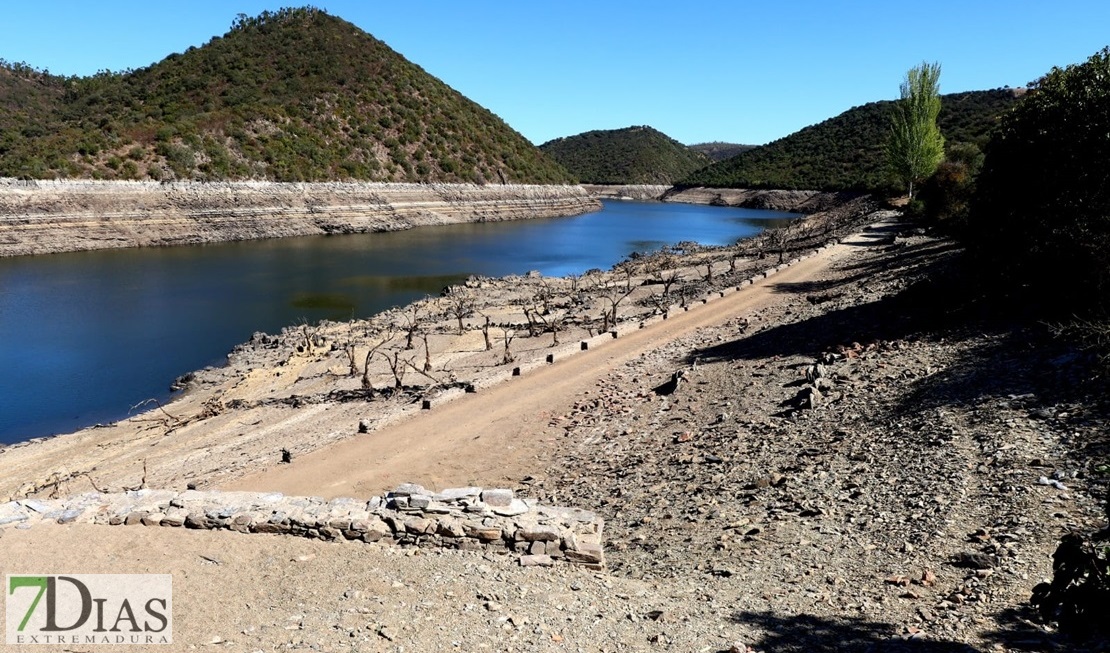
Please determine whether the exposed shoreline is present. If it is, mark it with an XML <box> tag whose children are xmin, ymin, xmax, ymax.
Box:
<box><xmin>0</xmin><ymin>180</ymin><xmax>600</xmax><ymax>257</ymax></box>
<box><xmin>0</xmin><ymin>195</ymin><xmax>878</xmax><ymax>499</ymax></box>
<box><xmin>0</xmin><ymin>180</ymin><xmax>862</xmax><ymax>258</ymax></box>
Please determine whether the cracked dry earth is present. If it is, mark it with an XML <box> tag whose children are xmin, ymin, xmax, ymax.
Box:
<box><xmin>3</xmin><ymin>225</ymin><xmax>1108</xmax><ymax>653</ymax></box>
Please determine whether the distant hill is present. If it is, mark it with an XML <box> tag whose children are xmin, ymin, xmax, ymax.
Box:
<box><xmin>680</xmin><ymin>89</ymin><xmax>1022</xmax><ymax>191</ymax></box>
<box><xmin>688</xmin><ymin>142</ymin><xmax>756</xmax><ymax>162</ymax></box>
<box><xmin>0</xmin><ymin>7</ymin><xmax>573</xmax><ymax>184</ymax></box>
<box><xmin>539</xmin><ymin>126</ymin><xmax>709</xmax><ymax>185</ymax></box>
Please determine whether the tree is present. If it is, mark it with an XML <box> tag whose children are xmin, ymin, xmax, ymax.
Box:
<box><xmin>968</xmin><ymin>47</ymin><xmax>1110</xmax><ymax>314</ymax></box>
<box><xmin>887</xmin><ymin>62</ymin><xmax>945</xmax><ymax>199</ymax></box>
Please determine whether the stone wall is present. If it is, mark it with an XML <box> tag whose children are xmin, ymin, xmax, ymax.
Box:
<box><xmin>0</xmin><ymin>180</ymin><xmax>600</xmax><ymax>257</ymax></box>
<box><xmin>0</xmin><ymin>484</ymin><xmax>605</xmax><ymax>568</ymax></box>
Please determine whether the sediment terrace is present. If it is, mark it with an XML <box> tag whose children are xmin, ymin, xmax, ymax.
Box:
<box><xmin>583</xmin><ymin>183</ymin><xmax>858</xmax><ymax>213</ymax></box>
<box><xmin>0</xmin><ymin>179</ymin><xmax>600</xmax><ymax>257</ymax></box>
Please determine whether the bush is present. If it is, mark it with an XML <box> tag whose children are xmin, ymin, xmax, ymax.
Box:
<box><xmin>968</xmin><ymin>48</ymin><xmax>1110</xmax><ymax>314</ymax></box>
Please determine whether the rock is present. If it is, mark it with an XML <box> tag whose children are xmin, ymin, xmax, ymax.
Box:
<box><xmin>480</xmin><ymin>489</ymin><xmax>513</xmax><ymax>507</ymax></box>
<box><xmin>519</xmin><ymin>554</ymin><xmax>554</xmax><ymax>567</ymax></box>
<box><xmin>952</xmin><ymin>552</ymin><xmax>996</xmax><ymax>570</ymax></box>
<box><xmin>492</xmin><ymin>499</ymin><xmax>529</xmax><ymax>517</ymax></box>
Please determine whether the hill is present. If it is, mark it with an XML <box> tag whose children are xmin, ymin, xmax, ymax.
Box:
<box><xmin>539</xmin><ymin>125</ymin><xmax>709</xmax><ymax>185</ymax></box>
<box><xmin>0</xmin><ymin>7</ymin><xmax>573</xmax><ymax>184</ymax></box>
<box><xmin>688</xmin><ymin>141</ymin><xmax>756</xmax><ymax>161</ymax></box>
<box><xmin>680</xmin><ymin>89</ymin><xmax>1022</xmax><ymax>191</ymax></box>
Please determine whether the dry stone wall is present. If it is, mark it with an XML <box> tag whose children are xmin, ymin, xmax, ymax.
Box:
<box><xmin>0</xmin><ymin>180</ymin><xmax>600</xmax><ymax>257</ymax></box>
<box><xmin>0</xmin><ymin>484</ymin><xmax>605</xmax><ymax>568</ymax></box>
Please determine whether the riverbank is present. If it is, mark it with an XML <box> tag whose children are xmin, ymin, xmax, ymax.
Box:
<box><xmin>3</xmin><ymin>194</ymin><xmax>1106</xmax><ymax>651</ymax></box>
<box><xmin>582</xmin><ymin>183</ymin><xmax>859</xmax><ymax>213</ymax></box>
<box><xmin>0</xmin><ymin>180</ymin><xmax>600</xmax><ymax>257</ymax></box>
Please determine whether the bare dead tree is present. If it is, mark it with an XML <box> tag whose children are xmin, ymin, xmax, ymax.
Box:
<box><xmin>502</xmin><ymin>329</ymin><xmax>516</xmax><ymax>364</ymax></box>
<box><xmin>399</xmin><ymin>303</ymin><xmax>423</xmax><ymax>350</ymax></box>
<box><xmin>766</xmin><ymin>227</ymin><xmax>790</xmax><ymax>264</ymax></box>
<box><xmin>444</xmin><ymin>287</ymin><xmax>475</xmax><ymax>335</ymax></box>
<box><xmin>377</xmin><ymin>349</ymin><xmax>414</xmax><ymax>389</ymax></box>
<box><xmin>421</xmin><ymin>332</ymin><xmax>433</xmax><ymax>372</ymax></box>
<box><xmin>521</xmin><ymin>303</ymin><xmax>542</xmax><ymax>337</ymax></box>
<box><xmin>361</xmin><ymin>328</ymin><xmax>395</xmax><ymax>392</ymax></box>
<box><xmin>481</xmin><ymin>315</ymin><xmax>493</xmax><ymax>351</ymax></box>
<box><xmin>343</xmin><ymin>320</ymin><xmax>361</xmax><ymax>376</ymax></box>
<box><xmin>297</xmin><ymin>320</ymin><xmax>319</xmax><ymax>355</ymax></box>
<box><xmin>729</xmin><ymin>250</ymin><xmax>741</xmax><ymax>273</ymax></box>
<box><xmin>599</xmin><ymin>282</ymin><xmax>636</xmax><ymax>333</ymax></box>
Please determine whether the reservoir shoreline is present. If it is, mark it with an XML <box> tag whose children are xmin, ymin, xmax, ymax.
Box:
<box><xmin>0</xmin><ymin>180</ymin><xmax>600</xmax><ymax>258</ymax></box>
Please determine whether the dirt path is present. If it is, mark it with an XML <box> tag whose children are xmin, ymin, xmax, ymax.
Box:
<box><xmin>227</xmin><ymin>233</ymin><xmax>871</xmax><ymax>498</ymax></box>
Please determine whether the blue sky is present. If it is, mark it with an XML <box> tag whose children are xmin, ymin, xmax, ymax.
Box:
<box><xmin>2</xmin><ymin>1</ymin><xmax>1108</xmax><ymax>146</ymax></box>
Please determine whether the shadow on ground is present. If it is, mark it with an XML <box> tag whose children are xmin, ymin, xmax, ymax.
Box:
<box><xmin>729</xmin><ymin>611</ymin><xmax>980</xmax><ymax>652</ymax></box>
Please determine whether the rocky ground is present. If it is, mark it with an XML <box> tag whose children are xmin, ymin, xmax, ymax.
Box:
<box><xmin>3</xmin><ymin>198</ymin><xmax>1108</xmax><ymax>652</ymax></box>
<box><xmin>524</xmin><ymin>225</ymin><xmax>1110</xmax><ymax>651</ymax></box>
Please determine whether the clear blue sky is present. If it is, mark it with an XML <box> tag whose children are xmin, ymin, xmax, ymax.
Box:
<box><xmin>2</xmin><ymin>1</ymin><xmax>1108</xmax><ymax>146</ymax></box>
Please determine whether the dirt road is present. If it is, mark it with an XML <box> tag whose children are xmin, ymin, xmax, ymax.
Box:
<box><xmin>227</xmin><ymin>234</ymin><xmax>869</xmax><ymax>498</ymax></box>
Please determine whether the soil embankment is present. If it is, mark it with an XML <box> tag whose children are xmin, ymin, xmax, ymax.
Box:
<box><xmin>0</xmin><ymin>180</ymin><xmax>600</xmax><ymax>257</ymax></box>
<box><xmin>584</xmin><ymin>183</ymin><xmax>857</xmax><ymax>213</ymax></box>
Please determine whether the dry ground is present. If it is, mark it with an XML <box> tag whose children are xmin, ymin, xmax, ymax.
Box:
<box><xmin>3</xmin><ymin>202</ymin><xmax>1108</xmax><ymax>652</ymax></box>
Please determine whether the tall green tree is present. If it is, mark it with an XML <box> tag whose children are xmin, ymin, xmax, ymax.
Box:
<box><xmin>887</xmin><ymin>62</ymin><xmax>945</xmax><ymax>199</ymax></box>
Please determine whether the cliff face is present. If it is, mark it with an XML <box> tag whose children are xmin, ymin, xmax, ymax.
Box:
<box><xmin>0</xmin><ymin>180</ymin><xmax>600</xmax><ymax>257</ymax></box>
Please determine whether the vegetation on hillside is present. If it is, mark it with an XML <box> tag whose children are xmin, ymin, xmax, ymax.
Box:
<box><xmin>680</xmin><ymin>89</ymin><xmax>1020</xmax><ymax>191</ymax></box>
<box><xmin>688</xmin><ymin>142</ymin><xmax>756</xmax><ymax>162</ymax></box>
<box><xmin>0</xmin><ymin>7</ymin><xmax>573</xmax><ymax>184</ymax></box>
<box><xmin>539</xmin><ymin>126</ymin><xmax>709</xmax><ymax>185</ymax></box>
<box><xmin>967</xmin><ymin>48</ymin><xmax>1110</xmax><ymax>317</ymax></box>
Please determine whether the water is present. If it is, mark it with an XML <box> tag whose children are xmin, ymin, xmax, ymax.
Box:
<box><xmin>0</xmin><ymin>200</ymin><xmax>798</xmax><ymax>443</ymax></box>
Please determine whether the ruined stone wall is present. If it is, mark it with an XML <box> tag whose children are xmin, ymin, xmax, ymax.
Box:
<box><xmin>0</xmin><ymin>180</ymin><xmax>600</xmax><ymax>257</ymax></box>
<box><xmin>0</xmin><ymin>484</ymin><xmax>605</xmax><ymax>568</ymax></box>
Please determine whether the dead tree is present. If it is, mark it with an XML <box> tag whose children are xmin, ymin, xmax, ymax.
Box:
<box><xmin>766</xmin><ymin>227</ymin><xmax>790</xmax><ymax>264</ymax></box>
<box><xmin>361</xmin><ymin>329</ymin><xmax>395</xmax><ymax>392</ymax></box>
<box><xmin>377</xmin><ymin>349</ymin><xmax>414</xmax><ymax>389</ymax></box>
<box><xmin>599</xmin><ymin>282</ymin><xmax>635</xmax><ymax>333</ymax></box>
<box><xmin>421</xmin><ymin>332</ymin><xmax>434</xmax><ymax>372</ymax></box>
<box><xmin>444</xmin><ymin>287</ymin><xmax>475</xmax><ymax>336</ymax></box>
<box><xmin>502</xmin><ymin>329</ymin><xmax>516</xmax><ymax>364</ymax></box>
<box><xmin>480</xmin><ymin>315</ymin><xmax>493</xmax><ymax>351</ymax></box>
<box><xmin>399</xmin><ymin>303</ymin><xmax>423</xmax><ymax>350</ymax></box>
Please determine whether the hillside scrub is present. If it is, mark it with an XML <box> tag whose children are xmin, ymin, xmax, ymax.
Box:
<box><xmin>540</xmin><ymin>126</ymin><xmax>710</xmax><ymax>185</ymax></box>
<box><xmin>0</xmin><ymin>7</ymin><xmax>573</xmax><ymax>184</ymax></box>
<box><xmin>681</xmin><ymin>90</ymin><xmax>1018</xmax><ymax>192</ymax></box>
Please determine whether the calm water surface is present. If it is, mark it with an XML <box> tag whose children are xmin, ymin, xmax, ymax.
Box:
<box><xmin>0</xmin><ymin>200</ymin><xmax>798</xmax><ymax>443</ymax></box>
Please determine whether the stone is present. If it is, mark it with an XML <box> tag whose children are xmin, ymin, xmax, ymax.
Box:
<box><xmin>520</xmin><ymin>554</ymin><xmax>554</xmax><ymax>567</ymax></box>
<box><xmin>463</xmin><ymin>523</ymin><xmax>502</xmax><ymax>541</ymax></box>
<box><xmin>516</xmin><ymin>524</ymin><xmax>561</xmax><ymax>542</ymax></box>
<box><xmin>480</xmin><ymin>489</ymin><xmax>513</xmax><ymax>507</ymax></box>
<box><xmin>391</xmin><ymin>483</ymin><xmax>429</xmax><ymax>497</ymax></box>
<box><xmin>125</xmin><ymin>512</ymin><xmax>147</xmax><ymax>526</ymax></box>
<box><xmin>436</xmin><ymin>487</ymin><xmax>482</xmax><ymax>501</ymax></box>
<box><xmin>141</xmin><ymin>512</ymin><xmax>165</xmax><ymax>527</ymax></box>
<box><xmin>408</xmin><ymin>495</ymin><xmax>431</xmax><ymax>510</ymax></box>
<box><xmin>492</xmin><ymin>499</ymin><xmax>529</xmax><ymax>517</ymax></box>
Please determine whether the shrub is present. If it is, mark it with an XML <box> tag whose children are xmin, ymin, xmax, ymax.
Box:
<box><xmin>968</xmin><ymin>48</ymin><xmax>1110</xmax><ymax>314</ymax></box>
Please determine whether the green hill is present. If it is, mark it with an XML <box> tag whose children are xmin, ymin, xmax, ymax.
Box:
<box><xmin>0</xmin><ymin>7</ymin><xmax>573</xmax><ymax>184</ymax></box>
<box><xmin>688</xmin><ymin>142</ymin><xmax>756</xmax><ymax>162</ymax></box>
<box><xmin>539</xmin><ymin>126</ymin><xmax>710</xmax><ymax>185</ymax></box>
<box><xmin>681</xmin><ymin>89</ymin><xmax>1022</xmax><ymax>191</ymax></box>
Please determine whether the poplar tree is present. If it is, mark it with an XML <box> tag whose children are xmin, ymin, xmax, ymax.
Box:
<box><xmin>887</xmin><ymin>62</ymin><xmax>945</xmax><ymax>199</ymax></box>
